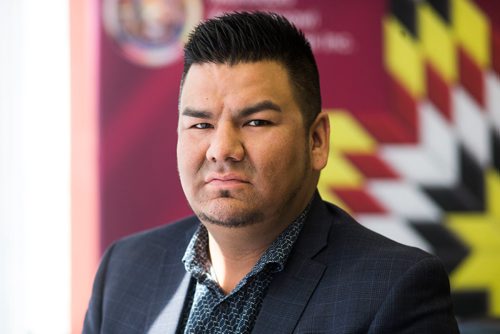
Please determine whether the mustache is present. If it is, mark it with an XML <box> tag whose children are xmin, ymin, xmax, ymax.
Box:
<box><xmin>201</xmin><ymin>160</ymin><xmax>255</xmax><ymax>177</ymax></box>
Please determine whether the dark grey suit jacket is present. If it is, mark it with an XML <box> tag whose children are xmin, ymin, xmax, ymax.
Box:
<box><xmin>83</xmin><ymin>194</ymin><xmax>459</xmax><ymax>333</ymax></box>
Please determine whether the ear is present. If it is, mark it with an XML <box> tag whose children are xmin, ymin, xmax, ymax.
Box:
<box><xmin>309</xmin><ymin>112</ymin><xmax>330</xmax><ymax>171</ymax></box>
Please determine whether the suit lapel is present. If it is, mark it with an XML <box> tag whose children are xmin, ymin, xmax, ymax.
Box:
<box><xmin>147</xmin><ymin>272</ymin><xmax>192</xmax><ymax>334</ymax></box>
<box><xmin>253</xmin><ymin>193</ymin><xmax>332</xmax><ymax>334</ymax></box>
<box><xmin>252</xmin><ymin>256</ymin><xmax>325</xmax><ymax>334</ymax></box>
<box><xmin>146</xmin><ymin>223</ymin><xmax>198</xmax><ymax>334</ymax></box>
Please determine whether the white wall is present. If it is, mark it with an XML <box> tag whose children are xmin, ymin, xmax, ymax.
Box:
<box><xmin>0</xmin><ymin>1</ymin><xmax>70</xmax><ymax>333</ymax></box>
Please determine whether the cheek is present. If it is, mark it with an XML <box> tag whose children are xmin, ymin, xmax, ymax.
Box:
<box><xmin>179</xmin><ymin>132</ymin><xmax>207</xmax><ymax>155</ymax></box>
<box><xmin>176</xmin><ymin>141</ymin><xmax>187</xmax><ymax>174</ymax></box>
<box><xmin>177</xmin><ymin>137</ymin><xmax>203</xmax><ymax>180</ymax></box>
<box><xmin>250</xmin><ymin>134</ymin><xmax>303</xmax><ymax>180</ymax></box>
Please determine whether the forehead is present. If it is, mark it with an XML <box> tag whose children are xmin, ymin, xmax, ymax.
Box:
<box><xmin>179</xmin><ymin>61</ymin><xmax>296</xmax><ymax>111</ymax></box>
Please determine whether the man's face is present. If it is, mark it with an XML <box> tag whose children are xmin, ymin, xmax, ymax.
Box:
<box><xmin>177</xmin><ymin>61</ymin><xmax>326</xmax><ymax>228</ymax></box>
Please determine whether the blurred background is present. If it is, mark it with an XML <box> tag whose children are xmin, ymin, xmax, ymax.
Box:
<box><xmin>0</xmin><ymin>0</ymin><xmax>499</xmax><ymax>332</ymax></box>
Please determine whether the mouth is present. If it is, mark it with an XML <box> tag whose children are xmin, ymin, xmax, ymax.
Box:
<box><xmin>204</xmin><ymin>174</ymin><xmax>250</xmax><ymax>187</ymax></box>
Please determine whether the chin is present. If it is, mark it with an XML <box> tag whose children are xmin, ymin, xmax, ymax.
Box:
<box><xmin>196</xmin><ymin>205</ymin><xmax>264</xmax><ymax>228</ymax></box>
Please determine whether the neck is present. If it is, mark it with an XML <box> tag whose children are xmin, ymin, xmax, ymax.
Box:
<box><xmin>204</xmin><ymin>200</ymin><xmax>312</xmax><ymax>294</ymax></box>
<box><xmin>204</xmin><ymin>191</ymin><xmax>314</xmax><ymax>294</ymax></box>
<box><xmin>205</xmin><ymin>220</ymin><xmax>286</xmax><ymax>294</ymax></box>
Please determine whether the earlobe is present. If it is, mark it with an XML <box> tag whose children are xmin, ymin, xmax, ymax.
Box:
<box><xmin>310</xmin><ymin>112</ymin><xmax>330</xmax><ymax>171</ymax></box>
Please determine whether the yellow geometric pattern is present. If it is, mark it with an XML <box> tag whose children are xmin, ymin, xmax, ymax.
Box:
<box><xmin>447</xmin><ymin>170</ymin><xmax>500</xmax><ymax>317</ymax></box>
<box><xmin>321</xmin><ymin>150</ymin><xmax>364</xmax><ymax>188</ymax></box>
<box><xmin>418</xmin><ymin>3</ymin><xmax>457</xmax><ymax>83</ymax></box>
<box><xmin>452</xmin><ymin>0</ymin><xmax>491</xmax><ymax>68</ymax></box>
<box><xmin>319</xmin><ymin>110</ymin><xmax>379</xmax><ymax>212</ymax></box>
<box><xmin>320</xmin><ymin>0</ymin><xmax>500</xmax><ymax>319</ymax></box>
<box><xmin>384</xmin><ymin>16</ymin><xmax>425</xmax><ymax>98</ymax></box>
<box><xmin>383</xmin><ymin>0</ymin><xmax>499</xmax><ymax>318</ymax></box>
<box><xmin>327</xmin><ymin>110</ymin><xmax>377</xmax><ymax>153</ymax></box>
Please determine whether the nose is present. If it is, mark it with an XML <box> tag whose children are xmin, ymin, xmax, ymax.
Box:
<box><xmin>206</xmin><ymin>122</ymin><xmax>244</xmax><ymax>163</ymax></box>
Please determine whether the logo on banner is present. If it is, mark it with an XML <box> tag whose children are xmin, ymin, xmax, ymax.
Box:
<box><xmin>103</xmin><ymin>0</ymin><xmax>203</xmax><ymax>67</ymax></box>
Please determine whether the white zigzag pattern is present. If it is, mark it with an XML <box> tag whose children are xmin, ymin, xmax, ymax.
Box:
<box><xmin>357</xmin><ymin>72</ymin><xmax>500</xmax><ymax>253</ymax></box>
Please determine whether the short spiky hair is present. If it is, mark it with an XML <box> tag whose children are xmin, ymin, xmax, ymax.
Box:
<box><xmin>181</xmin><ymin>11</ymin><xmax>321</xmax><ymax>129</ymax></box>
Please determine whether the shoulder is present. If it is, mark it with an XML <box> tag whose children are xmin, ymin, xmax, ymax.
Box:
<box><xmin>294</xmin><ymin>199</ymin><xmax>458</xmax><ymax>331</ymax></box>
<box><xmin>114</xmin><ymin>215</ymin><xmax>199</xmax><ymax>248</ymax></box>
<box><xmin>317</xmin><ymin>200</ymin><xmax>453</xmax><ymax>302</ymax></box>
<box><xmin>103</xmin><ymin>215</ymin><xmax>200</xmax><ymax>266</ymax></box>
<box><xmin>92</xmin><ymin>215</ymin><xmax>199</xmax><ymax>293</ymax></box>
<box><xmin>83</xmin><ymin>216</ymin><xmax>200</xmax><ymax>333</ymax></box>
<box><xmin>320</xmin><ymin>200</ymin><xmax>433</xmax><ymax>266</ymax></box>
<box><xmin>304</xmin><ymin>198</ymin><xmax>448</xmax><ymax>292</ymax></box>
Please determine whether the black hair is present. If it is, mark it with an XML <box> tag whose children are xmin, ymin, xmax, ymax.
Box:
<box><xmin>181</xmin><ymin>11</ymin><xmax>321</xmax><ymax>129</ymax></box>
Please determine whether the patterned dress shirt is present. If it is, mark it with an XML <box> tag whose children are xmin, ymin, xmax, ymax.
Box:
<box><xmin>178</xmin><ymin>207</ymin><xmax>309</xmax><ymax>334</ymax></box>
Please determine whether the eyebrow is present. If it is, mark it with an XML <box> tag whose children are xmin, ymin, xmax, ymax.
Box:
<box><xmin>181</xmin><ymin>100</ymin><xmax>282</xmax><ymax>119</ymax></box>
<box><xmin>239</xmin><ymin>100</ymin><xmax>282</xmax><ymax>118</ymax></box>
<box><xmin>181</xmin><ymin>108</ymin><xmax>212</xmax><ymax>119</ymax></box>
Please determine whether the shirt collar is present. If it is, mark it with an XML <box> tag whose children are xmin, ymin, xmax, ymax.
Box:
<box><xmin>182</xmin><ymin>202</ymin><xmax>311</xmax><ymax>283</ymax></box>
<box><xmin>182</xmin><ymin>224</ymin><xmax>211</xmax><ymax>282</ymax></box>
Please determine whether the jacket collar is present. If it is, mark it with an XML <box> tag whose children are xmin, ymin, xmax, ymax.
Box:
<box><xmin>146</xmin><ymin>221</ymin><xmax>198</xmax><ymax>334</ymax></box>
<box><xmin>147</xmin><ymin>192</ymin><xmax>332</xmax><ymax>334</ymax></box>
<box><xmin>252</xmin><ymin>192</ymin><xmax>332</xmax><ymax>333</ymax></box>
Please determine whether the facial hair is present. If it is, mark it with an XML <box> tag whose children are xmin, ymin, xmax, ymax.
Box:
<box><xmin>195</xmin><ymin>189</ymin><xmax>265</xmax><ymax>228</ymax></box>
<box><xmin>190</xmin><ymin>134</ymin><xmax>312</xmax><ymax>229</ymax></box>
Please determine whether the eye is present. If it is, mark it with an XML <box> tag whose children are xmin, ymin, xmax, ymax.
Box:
<box><xmin>191</xmin><ymin>123</ymin><xmax>213</xmax><ymax>129</ymax></box>
<box><xmin>246</xmin><ymin>119</ymin><xmax>271</xmax><ymax>127</ymax></box>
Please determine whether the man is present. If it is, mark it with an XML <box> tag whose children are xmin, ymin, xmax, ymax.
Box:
<box><xmin>84</xmin><ymin>12</ymin><xmax>459</xmax><ymax>333</ymax></box>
